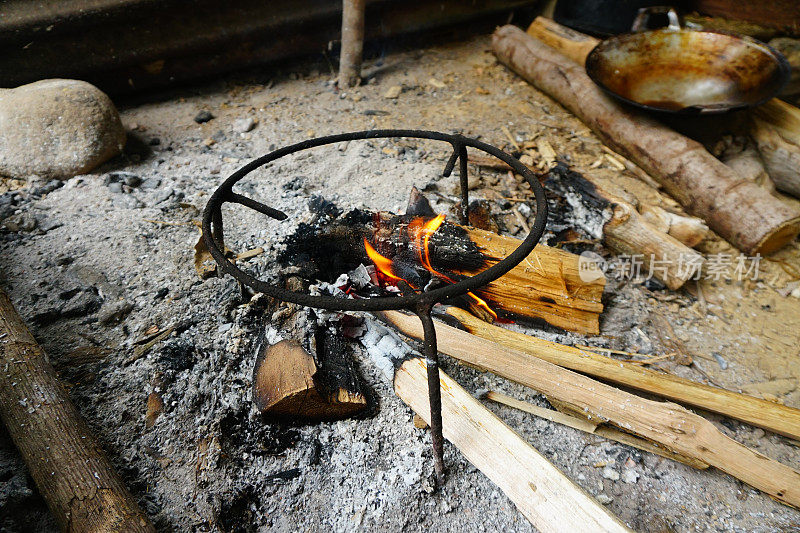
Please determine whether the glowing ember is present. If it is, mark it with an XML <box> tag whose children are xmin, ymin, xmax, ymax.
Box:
<box><xmin>364</xmin><ymin>215</ymin><xmax>497</xmax><ymax>320</ymax></box>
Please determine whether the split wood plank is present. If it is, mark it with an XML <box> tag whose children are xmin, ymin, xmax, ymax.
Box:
<box><xmin>447</xmin><ymin>307</ymin><xmax>800</xmax><ymax>441</ymax></box>
<box><xmin>484</xmin><ymin>390</ymin><xmax>709</xmax><ymax>469</ymax></box>
<box><xmin>393</xmin><ymin>356</ymin><xmax>632</xmax><ymax>533</ymax></box>
<box><xmin>379</xmin><ymin>310</ymin><xmax>800</xmax><ymax>508</ymax></box>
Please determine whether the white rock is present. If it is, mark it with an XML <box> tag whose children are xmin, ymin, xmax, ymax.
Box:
<box><xmin>233</xmin><ymin>117</ymin><xmax>256</xmax><ymax>133</ymax></box>
<box><xmin>621</xmin><ymin>470</ymin><xmax>639</xmax><ymax>484</ymax></box>
<box><xmin>601</xmin><ymin>466</ymin><xmax>620</xmax><ymax>481</ymax></box>
<box><xmin>596</xmin><ymin>493</ymin><xmax>613</xmax><ymax>504</ymax></box>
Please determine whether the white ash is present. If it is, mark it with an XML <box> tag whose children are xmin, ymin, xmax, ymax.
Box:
<box><xmin>562</xmin><ymin>189</ymin><xmax>611</xmax><ymax>240</ymax></box>
<box><xmin>359</xmin><ymin>319</ymin><xmax>416</xmax><ymax>381</ymax></box>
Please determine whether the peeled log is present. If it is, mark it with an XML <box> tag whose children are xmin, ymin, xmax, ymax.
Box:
<box><xmin>492</xmin><ymin>25</ymin><xmax>800</xmax><ymax>254</ymax></box>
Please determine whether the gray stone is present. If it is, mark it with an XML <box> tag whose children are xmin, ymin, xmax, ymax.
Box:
<box><xmin>141</xmin><ymin>177</ymin><xmax>162</xmax><ymax>190</ymax></box>
<box><xmin>601</xmin><ymin>466</ymin><xmax>620</xmax><ymax>481</ymax></box>
<box><xmin>112</xmin><ymin>194</ymin><xmax>144</xmax><ymax>209</ymax></box>
<box><xmin>0</xmin><ymin>79</ymin><xmax>126</xmax><ymax>179</ymax></box>
<box><xmin>233</xmin><ymin>117</ymin><xmax>256</xmax><ymax>133</ymax></box>
<box><xmin>97</xmin><ymin>299</ymin><xmax>134</xmax><ymax>325</ymax></box>
<box><xmin>1</xmin><ymin>212</ymin><xmax>37</xmax><ymax>232</ymax></box>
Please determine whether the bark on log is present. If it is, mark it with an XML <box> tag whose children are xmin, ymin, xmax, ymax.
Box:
<box><xmin>0</xmin><ymin>288</ymin><xmax>155</xmax><ymax>533</ymax></box>
<box><xmin>493</xmin><ymin>24</ymin><xmax>800</xmax><ymax>254</ymax></box>
<box><xmin>338</xmin><ymin>0</ymin><xmax>366</xmax><ymax>88</ymax></box>
<box><xmin>379</xmin><ymin>310</ymin><xmax>800</xmax><ymax>509</ymax></box>
<box><xmin>752</xmin><ymin>99</ymin><xmax>800</xmax><ymax>198</ymax></box>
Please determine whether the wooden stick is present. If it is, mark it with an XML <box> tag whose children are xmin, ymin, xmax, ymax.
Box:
<box><xmin>361</xmin><ymin>323</ymin><xmax>631</xmax><ymax>532</ymax></box>
<box><xmin>493</xmin><ymin>24</ymin><xmax>800</xmax><ymax>254</ymax></box>
<box><xmin>378</xmin><ymin>310</ymin><xmax>800</xmax><ymax>508</ymax></box>
<box><xmin>338</xmin><ymin>0</ymin><xmax>366</xmax><ymax>88</ymax></box>
<box><xmin>0</xmin><ymin>288</ymin><xmax>155</xmax><ymax>532</ymax></box>
<box><xmin>446</xmin><ymin>307</ymin><xmax>800</xmax><ymax>441</ymax></box>
<box><xmin>483</xmin><ymin>391</ymin><xmax>709</xmax><ymax>469</ymax></box>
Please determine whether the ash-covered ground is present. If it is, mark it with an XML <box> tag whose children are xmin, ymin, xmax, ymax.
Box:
<box><xmin>2</xmin><ymin>35</ymin><xmax>800</xmax><ymax>532</ymax></box>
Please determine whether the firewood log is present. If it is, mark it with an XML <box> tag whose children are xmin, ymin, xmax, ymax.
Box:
<box><xmin>252</xmin><ymin>301</ymin><xmax>367</xmax><ymax>420</ymax></box>
<box><xmin>752</xmin><ymin>99</ymin><xmax>800</xmax><ymax>198</ymax></box>
<box><xmin>546</xmin><ymin>163</ymin><xmax>704</xmax><ymax>290</ymax></box>
<box><xmin>0</xmin><ymin>288</ymin><xmax>155</xmax><ymax>533</ymax></box>
<box><xmin>493</xmin><ymin>24</ymin><xmax>800</xmax><ymax>254</ymax></box>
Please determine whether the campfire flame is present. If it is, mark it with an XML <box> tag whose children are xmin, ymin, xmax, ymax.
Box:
<box><xmin>363</xmin><ymin>237</ymin><xmax>404</xmax><ymax>282</ymax></box>
<box><xmin>365</xmin><ymin>214</ymin><xmax>497</xmax><ymax>320</ymax></box>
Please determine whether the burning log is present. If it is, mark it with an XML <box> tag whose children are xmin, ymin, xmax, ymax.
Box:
<box><xmin>281</xmin><ymin>208</ymin><xmax>604</xmax><ymax>334</ymax></box>
<box><xmin>378</xmin><ymin>309</ymin><xmax>800</xmax><ymax>509</ymax></box>
<box><xmin>361</xmin><ymin>321</ymin><xmax>631</xmax><ymax>532</ymax></box>
<box><xmin>252</xmin><ymin>301</ymin><xmax>367</xmax><ymax>420</ymax></box>
<box><xmin>0</xmin><ymin>288</ymin><xmax>155</xmax><ymax>532</ymax></box>
<box><xmin>493</xmin><ymin>24</ymin><xmax>800</xmax><ymax>254</ymax></box>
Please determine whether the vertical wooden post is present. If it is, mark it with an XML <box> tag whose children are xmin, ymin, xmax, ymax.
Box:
<box><xmin>339</xmin><ymin>0</ymin><xmax>366</xmax><ymax>88</ymax></box>
<box><xmin>0</xmin><ymin>288</ymin><xmax>155</xmax><ymax>533</ymax></box>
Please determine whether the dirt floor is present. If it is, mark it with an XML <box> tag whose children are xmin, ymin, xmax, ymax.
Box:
<box><xmin>1</xmin><ymin>32</ymin><xmax>800</xmax><ymax>532</ymax></box>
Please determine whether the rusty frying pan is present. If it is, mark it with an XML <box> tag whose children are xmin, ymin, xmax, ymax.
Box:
<box><xmin>585</xmin><ymin>7</ymin><xmax>791</xmax><ymax>114</ymax></box>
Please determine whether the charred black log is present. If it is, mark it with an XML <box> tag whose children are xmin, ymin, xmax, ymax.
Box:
<box><xmin>279</xmin><ymin>208</ymin><xmax>485</xmax><ymax>283</ymax></box>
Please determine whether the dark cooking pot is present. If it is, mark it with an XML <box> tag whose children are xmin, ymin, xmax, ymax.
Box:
<box><xmin>585</xmin><ymin>7</ymin><xmax>791</xmax><ymax>114</ymax></box>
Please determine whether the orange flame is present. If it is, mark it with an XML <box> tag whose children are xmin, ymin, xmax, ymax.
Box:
<box><xmin>363</xmin><ymin>214</ymin><xmax>497</xmax><ymax>321</ymax></box>
<box><xmin>363</xmin><ymin>237</ymin><xmax>403</xmax><ymax>282</ymax></box>
<box><xmin>410</xmin><ymin>215</ymin><xmax>497</xmax><ymax>321</ymax></box>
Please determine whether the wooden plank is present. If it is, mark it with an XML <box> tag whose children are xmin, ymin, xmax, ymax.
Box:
<box><xmin>379</xmin><ymin>310</ymin><xmax>800</xmax><ymax>508</ymax></box>
<box><xmin>393</xmin><ymin>357</ymin><xmax>632</xmax><ymax>533</ymax></box>
<box><xmin>447</xmin><ymin>307</ymin><xmax>800</xmax><ymax>441</ymax></box>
